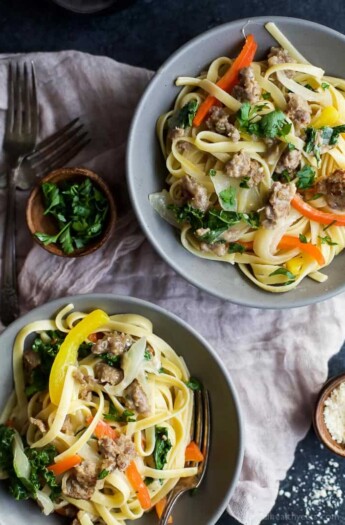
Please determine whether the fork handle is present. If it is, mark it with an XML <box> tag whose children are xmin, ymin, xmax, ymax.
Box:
<box><xmin>159</xmin><ymin>489</ymin><xmax>185</xmax><ymax>525</ymax></box>
<box><xmin>0</xmin><ymin>169</ymin><xmax>19</xmax><ymax>326</ymax></box>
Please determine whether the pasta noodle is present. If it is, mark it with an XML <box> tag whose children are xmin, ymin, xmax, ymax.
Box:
<box><xmin>151</xmin><ymin>22</ymin><xmax>345</xmax><ymax>293</ymax></box>
<box><xmin>0</xmin><ymin>305</ymin><xmax>200</xmax><ymax>525</ymax></box>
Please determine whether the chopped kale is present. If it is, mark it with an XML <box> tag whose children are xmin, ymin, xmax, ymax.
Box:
<box><xmin>154</xmin><ymin>427</ymin><xmax>172</xmax><ymax>470</ymax></box>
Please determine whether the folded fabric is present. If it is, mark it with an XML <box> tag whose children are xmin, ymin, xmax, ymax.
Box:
<box><xmin>0</xmin><ymin>50</ymin><xmax>343</xmax><ymax>525</ymax></box>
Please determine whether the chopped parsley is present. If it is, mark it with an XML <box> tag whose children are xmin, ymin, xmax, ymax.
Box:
<box><xmin>185</xmin><ymin>377</ymin><xmax>202</xmax><ymax>391</ymax></box>
<box><xmin>99</xmin><ymin>353</ymin><xmax>120</xmax><ymax>367</ymax></box>
<box><xmin>272</xmin><ymin>170</ymin><xmax>291</xmax><ymax>183</ymax></box>
<box><xmin>318</xmin><ymin>235</ymin><xmax>338</xmax><ymax>246</ymax></box>
<box><xmin>295</xmin><ymin>165</ymin><xmax>316</xmax><ymax>190</ymax></box>
<box><xmin>305</xmin><ymin>125</ymin><xmax>345</xmax><ymax>163</ymax></box>
<box><xmin>35</xmin><ymin>179</ymin><xmax>109</xmax><ymax>255</ymax></box>
<box><xmin>299</xmin><ymin>234</ymin><xmax>307</xmax><ymax>244</ymax></box>
<box><xmin>321</xmin><ymin>82</ymin><xmax>330</xmax><ymax>90</ymax></box>
<box><xmin>219</xmin><ymin>186</ymin><xmax>237</xmax><ymax>211</ymax></box>
<box><xmin>236</xmin><ymin>103</ymin><xmax>291</xmax><ymax>139</ymax></box>
<box><xmin>308</xmin><ymin>193</ymin><xmax>323</xmax><ymax>201</ymax></box>
<box><xmin>262</xmin><ymin>92</ymin><xmax>272</xmax><ymax>100</ymax></box>
<box><xmin>104</xmin><ymin>401</ymin><xmax>136</xmax><ymax>423</ymax></box>
<box><xmin>98</xmin><ymin>469</ymin><xmax>109</xmax><ymax>479</ymax></box>
<box><xmin>269</xmin><ymin>267</ymin><xmax>296</xmax><ymax>283</ymax></box>
<box><xmin>208</xmin><ymin>169</ymin><xmax>216</xmax><ymax>177</ymax></box>
<box><xmin>168</xmin><ymin>100</ymin><xmax>198</xmax><ymax>130</ymax></box>
<box><xmin>144</xmin><ymin>348</ymin><xmax>152</xmax><ymax>361</ymax></box>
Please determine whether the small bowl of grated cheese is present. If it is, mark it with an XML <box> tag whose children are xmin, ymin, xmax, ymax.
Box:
<box><xmin>314</xmin><ymin>373</ymin><xmax>345</xmax><ymax>457</ymax></box>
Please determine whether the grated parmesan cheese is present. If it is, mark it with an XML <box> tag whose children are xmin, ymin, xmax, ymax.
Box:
<box><xmin>324</xmin><ymin>382</ymin><xmax>345</xmax><ymax>443</ymax></box>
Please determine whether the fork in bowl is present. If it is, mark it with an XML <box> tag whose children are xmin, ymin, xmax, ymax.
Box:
<box><xmin>159</xmin><ymin>389</ymin><xmax>211</xmax><ymax>525</ymax></box>
<box><xmin>0</xmin><ymin>61</ymin><xmax>38</xmax><ymax>326</ymax></box>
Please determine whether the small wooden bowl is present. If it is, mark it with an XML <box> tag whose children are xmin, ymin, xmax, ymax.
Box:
<box><xmin>26</xmin><ymin>167</ymin><xmax>116</xmax><ymax>257</ymax></box>
<box><xmin>313</xmin><ymin>373</ymin><xmax>345</xmax><ymax>457</ymax></box>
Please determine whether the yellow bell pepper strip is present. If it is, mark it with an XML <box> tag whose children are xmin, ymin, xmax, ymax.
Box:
<box><xmin>311</xmin><ymin>106</ymin><xmax>339</xmax><ymax>128</ymax></box>
<box><xmin>126</xmin><ymin>461</ymin><xmax>152</xmax><ymax>510</ymax></box>
<box><xmin>49</xmin><ymin>309</ymin><xmax>109</xmax><ymax>405</ymax></box>
<box><xmin>291</xmin><ymin>193</ymin><xmax>345</xmax><ymax>226</ymax></box>
<box><xmin>47</xmin><ymin>454</ymin><xmax>82</xmax><ymax>476</ymax></box>
<box><xmin>278</xmin><ymin>235</ymin><xmax>325</xmax><ymax>266</ymax></box>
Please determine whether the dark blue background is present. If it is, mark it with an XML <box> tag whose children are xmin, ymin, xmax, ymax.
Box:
<box><xmin>1</xmin><ymin>0</ymin><xmax>345</xmax><ymax>523</ymax></box>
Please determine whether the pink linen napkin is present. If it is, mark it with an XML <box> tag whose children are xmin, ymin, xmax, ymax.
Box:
<box><xmin>0</xmin><ymin>50</ymin><xmax>344</xmax><ymax>525</ymax></box>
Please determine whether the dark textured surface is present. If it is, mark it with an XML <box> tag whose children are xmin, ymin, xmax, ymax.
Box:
<box><xmin>1</xmin><ymin>0</ymin><xmax>345</xmax><ymax>523</ymax></box>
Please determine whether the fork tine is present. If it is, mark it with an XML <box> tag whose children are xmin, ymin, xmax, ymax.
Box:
<box><xmin>197</xmin><ymin>389</ymin><xmax>210</xmax><ymax>482</ymax></box>
<box><xmin>34</xmin><ymin>137</ymin><xmax>90</xmax><ymax>179</ymax></box>
<box><xmin>26</xmin><ymin>117</ymin><xmax>82</xmax><ymax>162</ymax></box>
<box><xmin>29</xmin><ymin>124</ymin><xmax>85</xmax><ymax>166</ymax></box>
<box><xmin>28</xmin><ymin>62</ymin><xmax>38</xmax><ymax>138</ymax></box>
<box><xmin>32</xmin><ymin>131</ymin><xmax>89</xmax><ymax>170</ymax></box>
<box><xmin>193</xmin><ymin>390</ymin><xmax>203</xmax><ymax>452</ymax></box>
<box><xmin>12</xmin><ymin>62</ymin><xmax>22</xmax><ymax>135</ymax></box>
<box><xmin>6</xmin><ymin>63</ymin><xmax>15</xmax><ymax>134</ymax></box>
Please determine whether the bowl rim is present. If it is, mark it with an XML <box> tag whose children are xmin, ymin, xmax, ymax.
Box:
<box><xmin>1</xmin><ymin>293</ymin><xmax>244</xmax><ymax>524</ymax></box>
<box><xmin>126</xmin><ymin>15</ymin><xmax>345</xmax><ymax>309</ymax></box>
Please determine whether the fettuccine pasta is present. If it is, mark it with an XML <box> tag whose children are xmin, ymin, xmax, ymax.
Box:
<box><xmin>0</xmin><ymin>305</ymin><xmax>202</xmax><ymax>525</ymax></box>
<box><xmin>150</xmin><ymin>22</ymin><xmax>345</xmax><ymax>292</ymax></box>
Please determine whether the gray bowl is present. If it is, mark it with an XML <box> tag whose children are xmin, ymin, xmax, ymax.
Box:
<box><xmin>127</xmin><ymin>16</ymin><xmax>345</xmax><ymax>309</ymax></box>
<box><xmin>0</xmin><ymin>294</ymin><xmax>243</xmax><ymax>525</ymax></box>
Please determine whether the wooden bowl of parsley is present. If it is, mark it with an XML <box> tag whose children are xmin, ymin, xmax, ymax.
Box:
<box><xmin>26</xmin><ymin>167</ymin><xmax>116</xmax><ymax>257</ymax></box>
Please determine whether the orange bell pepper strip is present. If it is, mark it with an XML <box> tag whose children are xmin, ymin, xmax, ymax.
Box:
<box><xmin>126</xmin><ymin>461</ymin><xmax>152</xmax><ymax>510</ymax></box>
<box><xmin>86</xmin><ymin>417</ymin><xmax>119</xmax><ymax>440</ymax></box>
<box><xmin>278</xmin><ymin>235</ymin><xmax>325</xmax><ymax>266</ymax></box>
<box><xmin>49</xmin><ymin>309</ymin><xmax>109</xmax><ymax>405</ymax></box>
<box><xmin>156</xmin><ymin>497</ymin><xmax>173</xmax><ymax>523</ymax></box>
<box><xmin>291</xmin><ymin>194</ymin><xmax>345</xmax><ymax>227</ymax></box>
<box><xmin>193</xmin><ymin>34</ymin><xmax>258</xmax><ymax>127</ymax></box>
<box><xmin>47</xmin><ymin>454</ymin><xmax>82</xmax><ymax>476</ymax></box>
<box><xmin>185</xmin><ymin>441</ymin><xmax>204</xmax><ymax>462</ymax></box>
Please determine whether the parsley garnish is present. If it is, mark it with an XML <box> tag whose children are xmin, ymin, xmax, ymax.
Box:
<box><xmin>185</xmin><ymin>377</ymin><xmax>202</xmax><ymax>391</ymax></box>
<box><xmin>269</xmin><ymin>268</ymin><xmax>296</xmax><ymax>282</ymax></box>
<box><xmin>305</xmin><ymin>125</ymin><xmax>345</xmax><ymax>163</ymax></box>
<box><xmin>236</xmin><ymin>103</ymin><xmax>291</xmax><ymax>139</ymax></box>
<box><xmin>168</xmin><ymin>100</ymin><xmax>198</xmax><ymax>130</ymax></box>
<box><xmin>262</xmin><ymin>92</ymin><xmax>272</xmax><ymax>100</ymax></box>
<box><xmin>272</xmin><ymin>170</ymin><xmax>291</xmax><ymax>183</ymax></box>
<box><xmin>144</xmin><ymin>477</ymin><xmax>154</xmax><ymax>486</ymax></box>
<box><xmin>308</xmin><ymin>193</ymin><xmax>323</xmax><ymax>201</ymax></box>
<box><xmin>98</xmin><ymin>469</ymin><xmax>109</xmax><ymax>479</ymax></box>
<box><xmin>219</xmin><ymin>186</ymin><xmax>237</xmax><ymax>211</ymax></box>
<box><xmin>304</xmin><ymin>83</ymin><xmax>316</xmax><ymax>92</ymax></box>
<box><xmin>318</xmin><ymin>235</ymin><xmax>338</xmax><ymax>246</ymax></box>
<box><xmin>209</xmin><ymin>169</ymin><xmax>216</xmax><ymax>177</ymax></box>
<box><xmin>99</xmin><ymin>353</ymin><xmax>120</xmax><ymax>367</ymax></box>
<box><xmin>35</xmin><ymin>179</ymin><xmax>109</xmax><ymax>255</ymax></box>
<box><xmin>299</xmin><ymin>234</ymin><xmax>307</xmax><ymax>243</ymax></box>
<box><xmin>321</xmin><ymin>82</ymin><xmax>330</xmax><ymax>90</ymax></box>
<box><xmin>295</xmin><ymin>165</ymin><xmax>316</xmax><ymax>190</ymax></box>
<box><xmin>144</xmin><ymin>348</ymin><xmax>152</xmax><ymax>361</ymax></box>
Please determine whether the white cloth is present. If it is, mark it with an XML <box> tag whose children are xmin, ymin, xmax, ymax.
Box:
<box><xmin>0</xmin><ymin>51</ymin><xmax>344</xmax><ymax>525</ymax></box>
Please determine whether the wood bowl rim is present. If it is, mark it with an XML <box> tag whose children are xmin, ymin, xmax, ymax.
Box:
<box><xmin>313</xmin><ymin>372</ymin><xmax>345</xmax><ymax>457</ymax></box>
<box><xmin>26</xmin><ymin>167</ymin><xmax>116</xmax><ymax>258</ymax></box>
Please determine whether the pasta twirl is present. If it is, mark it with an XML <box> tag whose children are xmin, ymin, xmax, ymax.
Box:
<box><xmin>0</xmin><ymin>305</ymin><xmax>200</xmax><ymax>525</ymax></box>
<box><xmin>151</xmin><ymin>22</ymin><xmax>345</xmax><ymax>293</ymax></box>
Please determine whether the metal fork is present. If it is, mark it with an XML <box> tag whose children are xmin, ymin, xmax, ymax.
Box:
<box><xmin>0</xmin><ymin>62</ymin><xmax>38</xmax><ymax>326</ymax></box>
<box><xmin>15</xmin><ymin>117</ymin><xmax>90</xmax><ymax>190</ymax></box>
<box><xmin>159</xmin><ymin>389</ymin><xmax>211</xmax><ymax>525</ymax></box>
